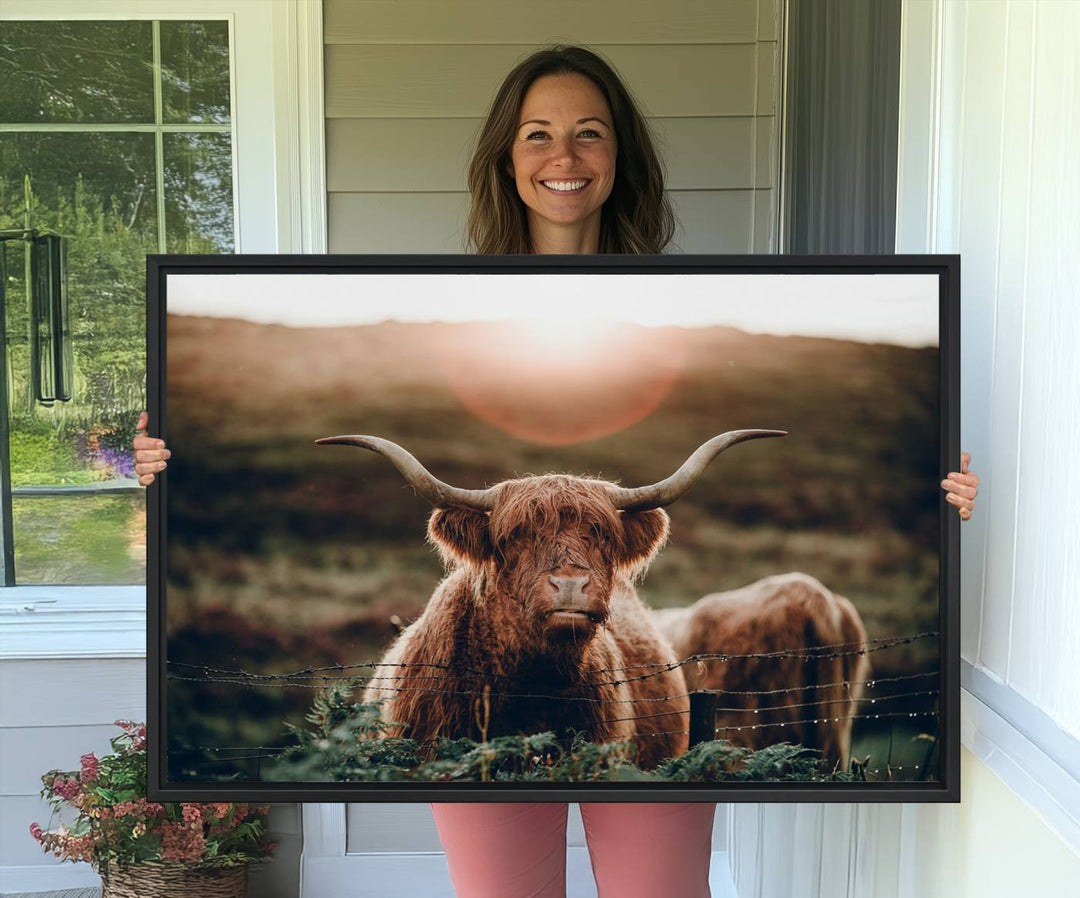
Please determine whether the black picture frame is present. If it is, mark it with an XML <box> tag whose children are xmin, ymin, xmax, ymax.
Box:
<box><xmin>147</xmin><ymin>253</ymin><xmax>960</xmax><ymax>803</ymax></box>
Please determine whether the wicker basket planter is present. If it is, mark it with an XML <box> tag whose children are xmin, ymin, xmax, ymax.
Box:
<box><xmin>100</xmin><ymin>862</ymin><xmax>247</xmax><ymax>898</ymax></box>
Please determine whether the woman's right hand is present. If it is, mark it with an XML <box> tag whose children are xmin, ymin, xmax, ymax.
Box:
<box><xmin>133</xmin><ymin>411</ymin><xmax>170</xmax><ymax>486</ymax></box>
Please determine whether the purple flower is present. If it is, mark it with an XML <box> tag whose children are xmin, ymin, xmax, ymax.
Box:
<box><xmin>97</xmin><ymin>446</ymin><xmax>136</xmax><ymax>479</ymax></box>
<box><xmin>75</xmin><ymin>430</ymin><xmax>137</xmax><ymax>480</ymax></box>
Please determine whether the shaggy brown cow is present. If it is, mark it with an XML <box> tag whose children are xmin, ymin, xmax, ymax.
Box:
<box><xmin>317</xmin><ymin>430</ymin><xmax>785</xmax><ymax>769</ymax></box>
<box><xmin>651</xmin><ymin>572</ymin><xmax>870</xmax><ymax>770</ymax></box>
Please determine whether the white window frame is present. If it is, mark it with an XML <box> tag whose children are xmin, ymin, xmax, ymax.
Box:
<box><xmin>0</xmin><ymin>0</ymin><xmax>326</xmax><ymax>660</ymax></box>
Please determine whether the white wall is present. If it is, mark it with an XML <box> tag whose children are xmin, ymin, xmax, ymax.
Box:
<box><xmin>0</xmin><ymin>655</ymin><xmax>301</xmax><ymax>898</ymax></box>
<box><xmin>0</xmin><ymin>659</ymin><xmax>144</xmax><ymax>894</ymax></box>
<box><xmin>934</xmin><ymin>0</ymin><xmax>1080</xmax><ymax>734</ymax></box>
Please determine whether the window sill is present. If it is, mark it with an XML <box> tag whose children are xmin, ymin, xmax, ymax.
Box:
<box><xmin>0</xmin><ymin>585</ymin><xmax>145</xmax><ymax>659</ymax></box>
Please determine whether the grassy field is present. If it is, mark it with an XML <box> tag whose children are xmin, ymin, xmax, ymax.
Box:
<box><xmin>163</xmin><ymin>316</ymin><xmax>943</xmax><ymax>782</ymax></box>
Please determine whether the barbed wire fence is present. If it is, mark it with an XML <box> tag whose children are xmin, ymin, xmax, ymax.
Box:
<box><xmin>167</xmin><ymin>630</ymin><xmax>941</xmax><ymax>782</ymax></box>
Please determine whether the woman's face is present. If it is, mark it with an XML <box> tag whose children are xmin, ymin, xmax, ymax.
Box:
<box><xmin>509</xmin><ymin>73</ymin><xmax>617</xmax><ymax>240</ymax></box>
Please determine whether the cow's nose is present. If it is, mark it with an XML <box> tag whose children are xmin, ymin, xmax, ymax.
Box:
<box><xmin>549</xmin><ymin>575</ymin><xmax>590</xmax><ymax>606</ymax></box>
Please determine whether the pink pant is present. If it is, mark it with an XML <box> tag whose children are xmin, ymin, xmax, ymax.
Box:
<box><xmin>430</xmin><ymin>802</ymin><xmax>716</xmax><ymax>898</ymax></box>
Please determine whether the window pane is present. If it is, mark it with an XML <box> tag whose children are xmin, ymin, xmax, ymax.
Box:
<box><xmin>12</xmin><ymin>493</ymin><xmax>146</xmax><ymax>585</ymax></box>
<box><xmin>0</xmin><ymin>133</ymin><xmax>159</xmax><ymax>243</ymax></box>
<box><xmin>0</xmin><ymin>21</ymin><xmax>154</xmax><ymax>124</ymax></box>
<box><xmin>2</xmin><ymin>132</ymin><xmax>153</xmax><ymax>585</ymax></box>
<box><xmin>164</xmin><ymin>133</ymin><xmax>235</xmax><ymax>253</ymax></box>
<box><xmin>160</xmin><ymin>21</ymin><xmax>231</xmax><ymax>124</ymax></box>
<box><xmin>2</xmin><ymin>131</ymin><xmax>155</xmax><ymax>491</ymax></box>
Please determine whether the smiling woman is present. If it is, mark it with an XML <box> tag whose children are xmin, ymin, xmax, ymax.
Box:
<box><xmin>466</xmin><ymin>45</ymin><xmax>674</xmax><ymax>255</ymax></box>
<box><xmin>508</xmin><ymin>73</ymin><xmax>617</xmax><ymax>252</ymax></box>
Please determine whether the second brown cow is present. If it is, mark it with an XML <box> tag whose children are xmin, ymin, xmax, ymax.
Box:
<box><xmin>651</xmin><ymin>572</ymin><xmax>871</xmax><ymax>770</ymax></box>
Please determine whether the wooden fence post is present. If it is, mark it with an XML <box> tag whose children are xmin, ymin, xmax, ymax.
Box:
<box><xmin>688</xmin><ymin>690</ymin><xmax>718</xmax><ymax>747</ymax></box>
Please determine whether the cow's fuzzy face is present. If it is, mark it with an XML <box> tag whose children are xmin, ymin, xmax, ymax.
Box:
<box><xmin>495</xmin><ymin>516</ymin><xmax>616</xmax><ymax>644</ymax></box>
<box><xmin>427</xmin><ymin>476</ymin><xmax>669</xmax><ymax>647</ymax></box>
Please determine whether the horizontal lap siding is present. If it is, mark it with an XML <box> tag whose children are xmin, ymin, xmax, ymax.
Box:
<box><xmin>324</xmin><ymin>0</ymin><xmax>761</xmax><ymax>45</ymax></box>
<box><xmin>0</xmin><ymin>659</ymin><xmax>145</xmax><ymax>868</ymax></box>
<box><xmin>0</xmin><ymin>660</ymin><xmax>144</xmax><ymax>728</ymax></box>
<box><xmin>325</xmin><ymin>45</ymin><xmax>760</xmax><ymax>118</ymax></box>
<box><xmin>325</xmin><ymin>0</ymin><xmax>781</xmax><ymax>255</ymax></box>
<box><xmin>327</xmin><ymin>186</ymin><xmax>760</xmax><ymax>254</ymax></box>
<box><xmin>327</xmin><ymin>117</ymin><xmax>768</xmax><ymax>192</ymax></box>
<box><xmin>0</xmin><ymin>724</ymin><xmax>128</xmax><ymax>795</ymax></box>
<box><xmin>329</xmin><ymin>191</ymin><xmax>469</xmax><ymax>253</ymax></box>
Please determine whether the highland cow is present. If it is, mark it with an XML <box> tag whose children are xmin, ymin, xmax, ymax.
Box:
<box><xmin>651</xmin><ymin>572</ymin><xmax>870</xmax><ymax>770</ymax></box>
<box><xmin>317</xmin><ymin>430</ymin><xmax>785</xmax><ymax>769</ymax></box>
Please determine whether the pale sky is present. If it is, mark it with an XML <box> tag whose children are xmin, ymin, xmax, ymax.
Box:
<box><xmin>168</xmin><ymin>272</ymin><xmax>940</xmax><ymax>347</ymax></box>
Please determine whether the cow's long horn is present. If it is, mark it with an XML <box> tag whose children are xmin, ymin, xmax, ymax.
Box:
<box><xmin>607</xmin><ymin>430</ymin><xmax>787</xmax><ymax>511</ymax></box>
<box><xmin>315</xmin><ymin>435</ymin><xmax>497</xmax><ymax>510</ymax></box>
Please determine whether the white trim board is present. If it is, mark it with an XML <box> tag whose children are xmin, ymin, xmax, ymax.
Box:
<box><xmin>960</xmin><ymin>685</ymin><xmax>1080</xmax><ymax>853</ymax></box>
<box><xmin>962</xmin><ymin>661</ymin><xmax>1080</xmax><ymax>784</ymax></box>
<box><xmin>0</xmin><ymin>587</ymin><xmax>145</xmax><ymax>660</ymax></box>
<box><xmin>271</xmin><ymin>0</ymin><xmax>328</xmax><ymax>254</ymax></box>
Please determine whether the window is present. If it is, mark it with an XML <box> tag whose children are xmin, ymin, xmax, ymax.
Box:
<box><xmin>0</xmin><ymin>18</ymin><xmax>234</xmax><ymax>585</ymax></box>
<box><xmin>0</xmin><ymin>0</ymin><xmax>320</xmax><ymax>659</ymax></box>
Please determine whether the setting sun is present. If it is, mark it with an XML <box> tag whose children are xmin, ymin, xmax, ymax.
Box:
<box><xmin>434</xmin><ymin>320</ymin><xmax>688</xmax><ymax>445</ymax></box>
<box><xmin>510</xmin><ymin>317</ymin><xmax>616</xmax><ymax>356</ymax></box>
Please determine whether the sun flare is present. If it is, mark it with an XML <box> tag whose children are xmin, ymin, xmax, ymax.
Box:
<box><xmin>511</xmin><ymin>317</ymin><xmax>615</xmax><ymax>357</ymax></box>
<box><xmin>434</xmin><ymin>320</ymin><xmax>688</xmax><ymax>445</ymax></box>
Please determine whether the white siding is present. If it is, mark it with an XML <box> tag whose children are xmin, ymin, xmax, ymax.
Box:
<box><xmin>0</xmin><ymin>657</ymin><xmax>300</xmax><ymax>898</ymax></box>
<box><xmin>0</xmin><ymin>659</ymin><xmax>144</xmax><ymax>873</ymax></box>
<box><xmin>324</xmin><ymin>0</ymin><xmax>782</xmax><ymax>254</ymax></box>
<box><xmin>899</xmin><ymin>0</ymin><xmax>1080</xmax><ymax>738</ymax></box>
<box><xmin>322</xmin><ymin>1</ymin><xmax>763</xmax><ymax>45</ymax></box>
<box><xmin>984</xmin><ymin>1</ymin><xmax>1080</xmax><ymax>727</ymax></box>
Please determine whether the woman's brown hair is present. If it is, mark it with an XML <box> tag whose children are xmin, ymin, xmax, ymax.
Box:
<box><xmin>466</xmin><ymin>45</ymin><xmax>676</xmax><ymax>255</ymax></box>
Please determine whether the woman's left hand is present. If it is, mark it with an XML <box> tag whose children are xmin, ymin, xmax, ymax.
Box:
<box><xmin>941</xmin><ymin>452</ymin><xmax>979</xmax><ymax>520</ymax></box>
<box><xmin>133</xmin><ymin>411</ymin><xmax>170</xmax><ymax>486</ymax></box>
